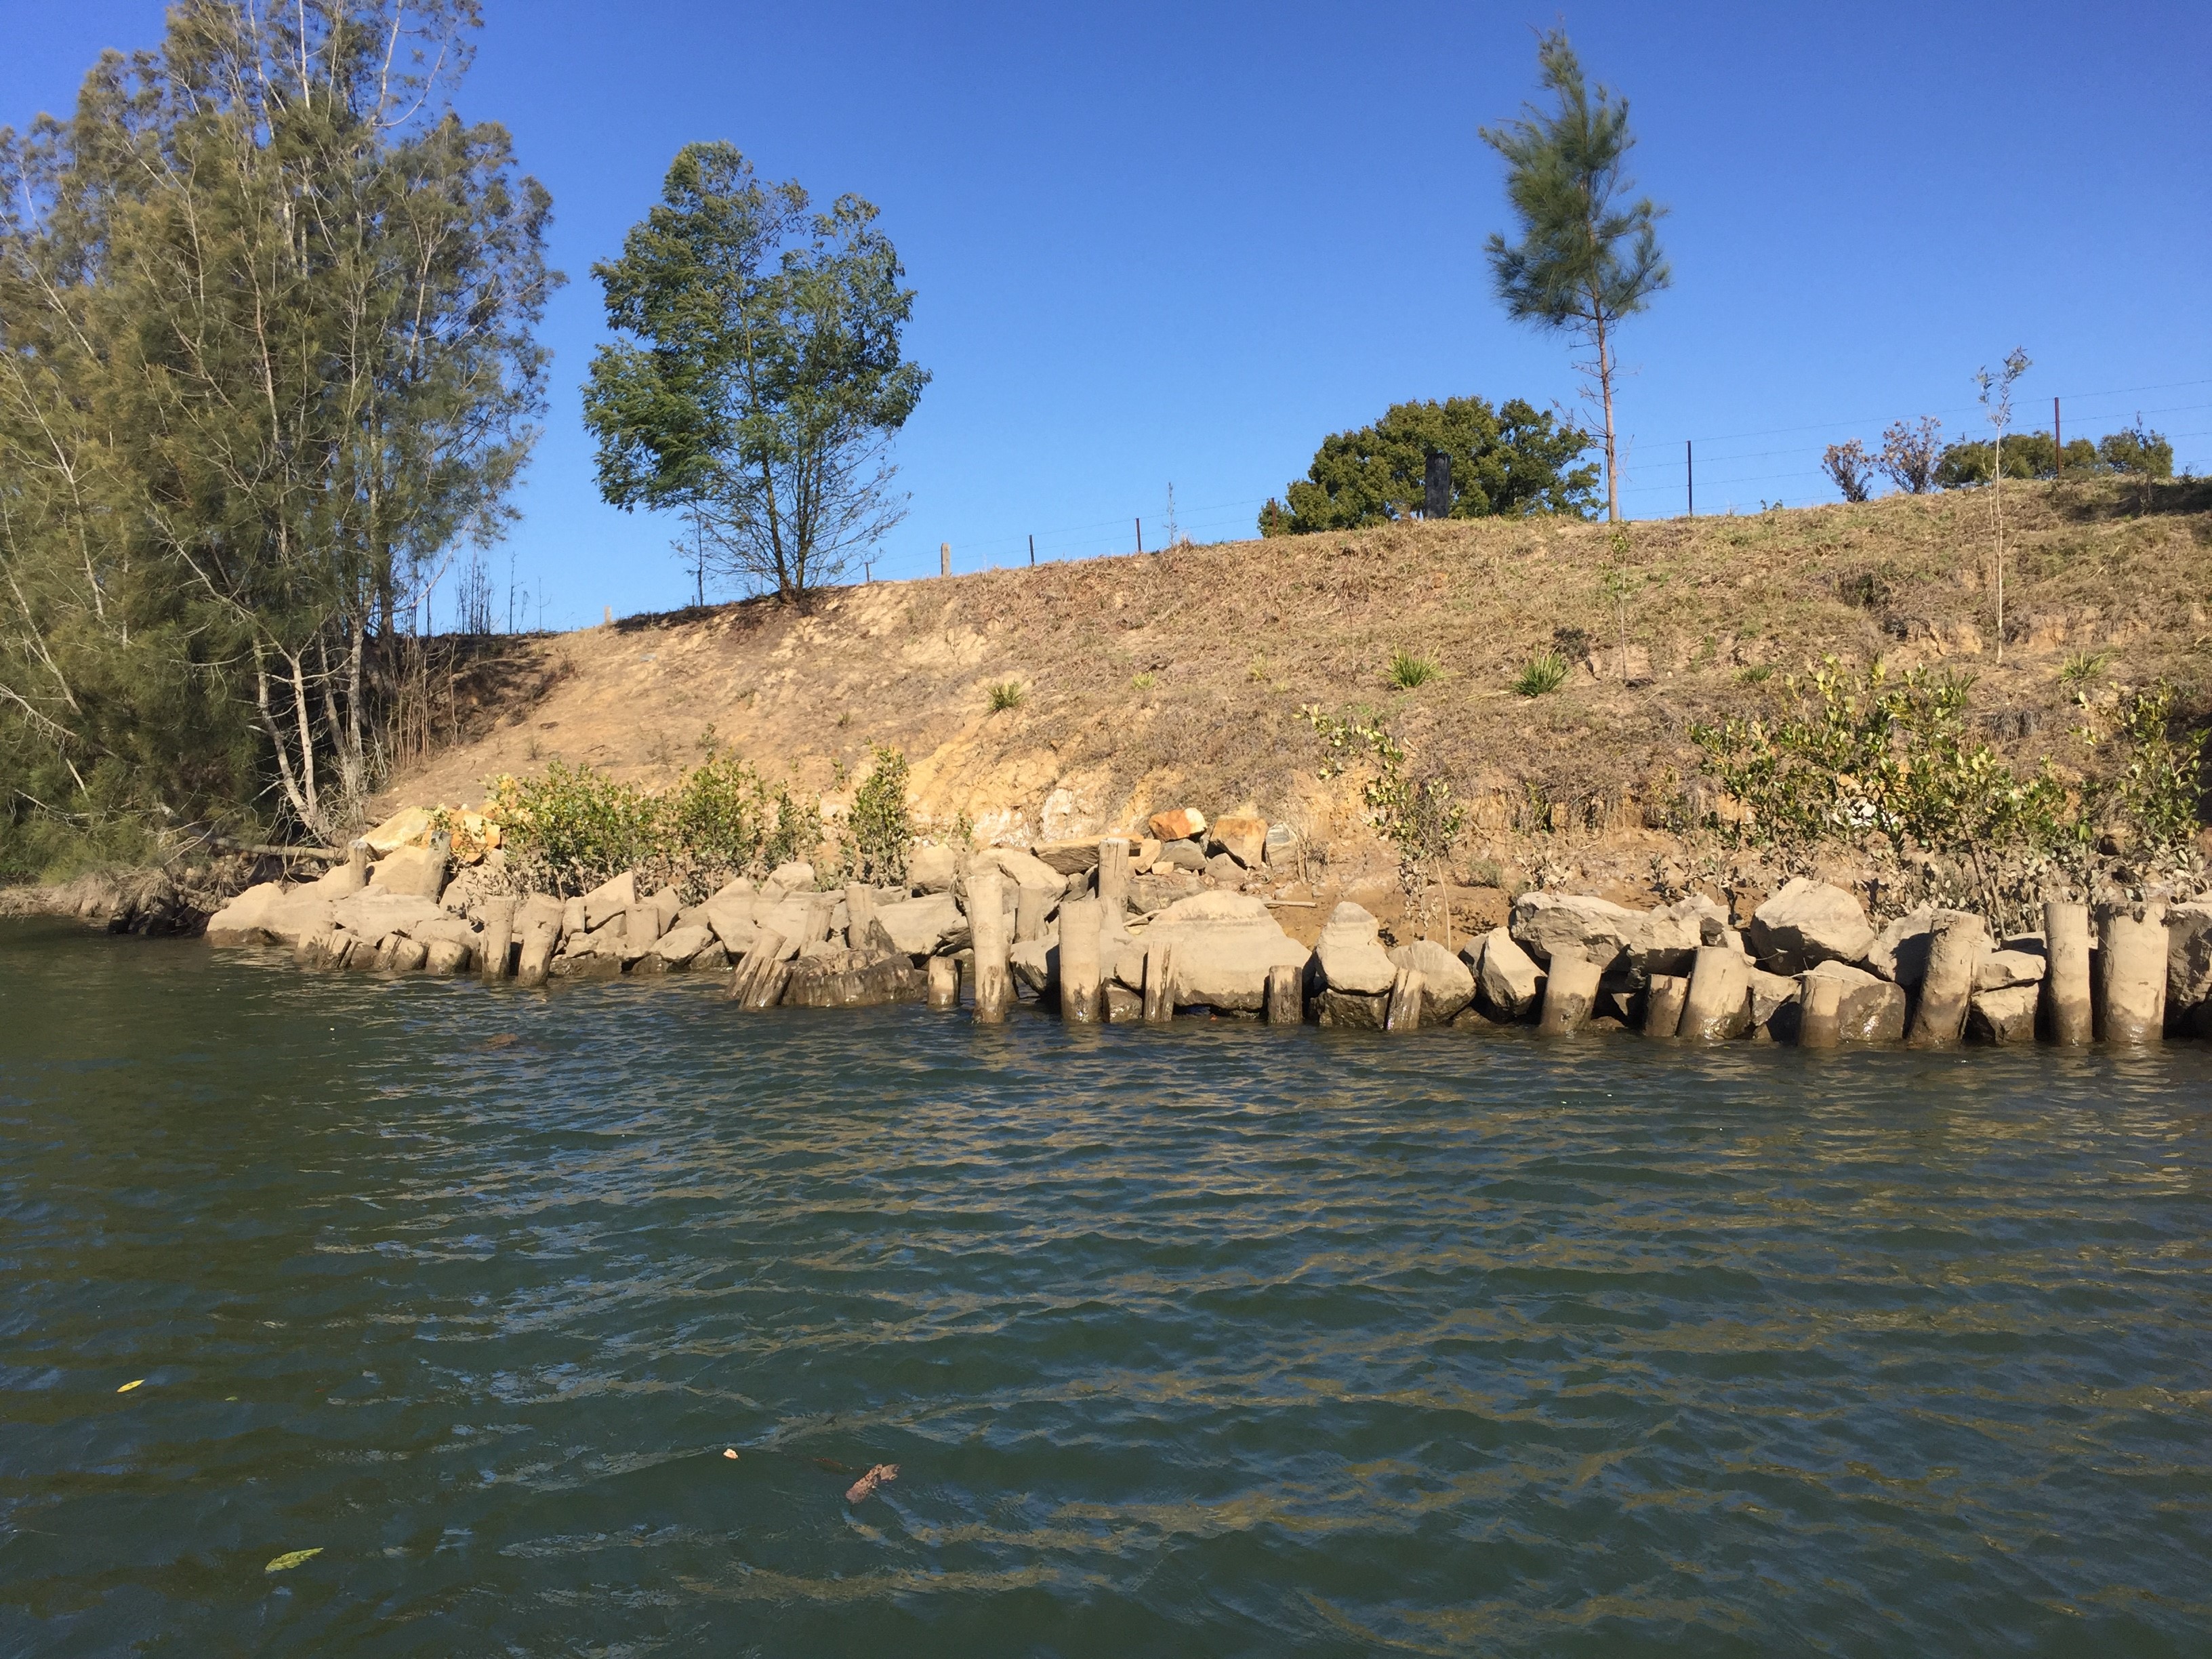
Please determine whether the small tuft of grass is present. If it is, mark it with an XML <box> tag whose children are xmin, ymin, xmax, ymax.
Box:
<box><xmin>1130</xmin><ymin>671</ymin><xmax>1157</xmax><ymax>693</ymax></box>
<box><xmin>1389</xmin><ymin>649</ymin><xmax>1440</xmax><ymax>690</ymax></box>
<box><xmin>1513</xmin><ymin>651</ymin><xmax>1570</xmax><ymax>697</ymax></box>
<box><xmin>2058</xmin><ymin>649</ymin><xmax>2112</xmax><ymax>687</ymax></box>
<box><xmin>987</xmin><ymin>679</ymin><xmax>1027</xmax><ymax>712</ymax></box>
<box><xmin>1736</xmin><ymin>665</ymin><xmax>1774</xmax><ymax>684</ymax></box>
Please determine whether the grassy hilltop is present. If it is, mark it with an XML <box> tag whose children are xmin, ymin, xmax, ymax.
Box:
<box><xmin>384</xmin><ymin>478</ymin><xmax>2212</xmax><ymax>883</ymax></box>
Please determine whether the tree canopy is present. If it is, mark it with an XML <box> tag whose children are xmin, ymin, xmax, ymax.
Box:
<box><xmin>0</xmin><ymin>0</ymin><xmax>555</xmax><ymax>863</ymax></box>
<box><xmin>1481</xmin><ymin>30</ymin><xmax>1668</xmax><ymax>524</ymax></box>
<box><xmin>1258</xmin><ymin>396</ymin><xmax>1597</xmax><ymax>535</ymax></box>
<box><xmin>583</xmin><ymin>143</ymin><xmax>928</xmax><ymax>602</ymax></box>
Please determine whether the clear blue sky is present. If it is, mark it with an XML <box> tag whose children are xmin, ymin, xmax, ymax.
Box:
<box><xmin>5</xmin><ymin>1</ymin><xmax>2208</xmax><ymax>630</ymax></box>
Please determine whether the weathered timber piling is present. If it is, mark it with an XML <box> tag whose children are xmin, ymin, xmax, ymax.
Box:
<box><xmin>479</xmin><ymin>899</ymin><xmax>515</xmax><ymax>981</ymax></box>
<box><xmin>845</xmin><ymin>883</ymin><xmax>879</xmax><ymax>947</ymax></box>
<box><xmin>730</xmin><ymin>931</ymin><xmax>789</xmax><ymax>1008</ymax></box>
<box><xmin>1142</xmin><ymin>939</ymin><xmax>1174</xmax><ymax>1024</ymax></box>
<box><xmin>1537</xmin><ymin>947</ymin><xmax>1602</xmax><ymax>1036</ymax></box>
<box><xmin>515</xmin><ymin>920</ymin><xmax>557</xmax><ymax>987</ymax></box>
<box><xmin>1908</xmin><ymin>912</ymin><xmax>1986</xmax><ymax>1045</ymax></box>
<box><xmin>344</xmin><ymin>839</ymin><xmax>369</xmax><ymax>894</ymax></box>
<box><xmin>1265</xmin><ymin>962</ymin><xmax>1303</xmax><ymax>1025</ymax></box>
<box><xmin>1059</xmin><ymin>898</ymin><xmax>1102</xmax><ymax>1022</ymax></box>
<box><xmin>1097</xmin><ymin>836</ymin><xmax>1130</xmax><ymax>909</ymax></box>
<box><xmin>1385</xmin><ymin>967</ymin><xmax>1425</xmax><ymax>1033</ymax></box>
<box><xmin>2095</xmin><ymin>900</ymin><xmax>2167</xmax><ymax>1043</ymax></box>
<box><xmin>969</xmin><ymin>867</ymin><xmax>1013</xmax><ymax>1023</ymax></box>
<box><xmin>2043</xmin><ymin>900</ymin><xmax>2093</xmax><ymax>1044</ymax></box>
<box><xmin>1015</xmin><ymin>886</ymin><xmax>1048</xmax><ymax>945</ymax></box>
<box><xmin>926</xmin><ymin>955</ymin><xmax>960</xmax><ymax>1009</ymax></box>
<box><xmin>1681</xmin><ymin>945</ymin><xmax>1751</xmax><ymax>1041</ymax></box>
<box><xmin>1798</xmin><ymin>973</ymin><xmax>1843</xmax><ymax>1048</ymax></box>
<box><xmin>1643</xmin><ymin>973</ymin><xmax>1688</xmax><ymax>1038</ymax></box>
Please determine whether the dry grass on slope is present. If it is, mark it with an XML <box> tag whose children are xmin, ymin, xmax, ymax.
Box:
<box><xmin>380</xmin><ymin>477</ymin><xmax>2212</xmax><ymax>856</ymax></box>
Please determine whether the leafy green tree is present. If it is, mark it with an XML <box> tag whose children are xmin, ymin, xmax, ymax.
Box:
<box><xmin>2098</xmin><ymin>424</ymin><xmax>2174</xmax><ymax>478</ymax></box>
<box><xmin>1481</xmin><ymin>29</ymin><xmax>1669</xmax><ymax>525</ymax></box>
<box><xmin>1256</xmin><ymin>395</ymin><xmax>1595</xmax><ymax>535</ymax></box>
<box><xmin>0</xmin><ymin>0</ymin><xmax>555</xmax><ymax>853</ymax></box>
<box><xmin>584</xmin><ymin>143</ymin><xmax>929</xmax><ymax>602</ymax></box>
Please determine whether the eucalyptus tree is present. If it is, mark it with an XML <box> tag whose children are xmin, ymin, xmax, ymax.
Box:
<box><xmin>1481</xmin><ymin>30</ymin><xmax>1669</xmax><ymax>525</ymax></box>
<box><xmin>584</xmin><ymin>142</ymin><xmax>930</xmax><ymax>602</ymax></box>
<box><xmin>0</xmin><ymin>0</ymin><xmax>555</xmax><ymax>848</ymax></box>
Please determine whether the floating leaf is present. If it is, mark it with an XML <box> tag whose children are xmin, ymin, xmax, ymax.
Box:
<box><xmin>844</xmin><ymin>1463</ymin><xmax>899</xmax><ymax>1504</ymax></box>
<box><xmin>264</xmin><ymin>1548</ymin><xmax>323</xmax><ymax>1574</ymax></box>
<box><xmin>116</xmin><ymin>1379</ymin><xmax>144</xmax><ymax>1393</ymax></box>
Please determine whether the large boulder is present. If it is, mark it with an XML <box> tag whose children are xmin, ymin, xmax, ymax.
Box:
<box><xmin>205</xmin><ymin>881</ymin><xmax>292</xmax><ymax>946</ymax></box>
<box><xmin>1312</xmin><ymin>901</ymin><xmax>1395</xmax><ymax>995</ymax></box>
<box><xmin>1133</xmin><ymin>891</ymin><xmax>1310</xmax><ymax>1012</ymax></box>
<box><xmin>651</xmin><ymin>922</ymin><xmax>714</xmax><ymax>970</ymax></box>
<box><xmin>1746</xmin><ymin>968</ymin><xmax>1801</xmax><ymax>1031</ymax></box>
<box><xmin>1149</xmin><ymin>806</ymin><xmax>1206</xmax><ymax>842</ymax></box>
<box><xmin>1509</xmin><ymin>891</ymin><xmax>1645</xmax><ymax>972</ymax></box>
<box><xmin>1009</xmin><ymin>937</ymin><xmax>1057</xmax><ymax>996</ymax></box>
<box><xmin>1475</xmin><ymin>927</ymin><xmax>1544</xmax><ymax>1019</ymax></box>
<box><xmin>2166</xmin><ymin>903</ymin><xmax>2212</xmax><ymax>1033</ymax></box>
<box><xmin>1864</xmin><ymin>909</ymin><xmax>1938</xmax><ymax>987</ymax></box>
<box><xmin>762</xmin><ymin>861</ymin><xmax>815</xmax><ymax>899</ymax></box>
<box><xmin>1629</xmin><ymin>895</ymin><xmax>1728</xmax><ymax>979</ymax></box>
<box><xmin>360</xmin><ymin>805</ymin><xmax>435</xmax><ymax>855</ymax></box>
<box><xmin>369</xmin><ymin>843</ymin><xmax>447</xmax><ymax>901</ymax></box>
<box><xmin>1208</xmin><ymin>813</ymin><xmax>1269</xmax><ymax>869</ymax></box>
<box><xmin>1032</xmin><ymin>838</ymin><xmax>1101</xmax><ymax>876</ymax></box>
<box><xmin>1387</xmin><ymin>939</ymin><xmax>1475</xmax><ymax>1023</ymax></box>
<box><xmin>331</xmin><ymin>888</ymin><xmax>447</xmax><ymax>941</ymax></box>
<box><xmin>907</xmin><ymin>844</ymin><xmax>960</xmax><ymax>894</ymax></box>
<box><xmin>1747</xmin><ymin>878</ymin><xmax>1875</xmax><ymax>972</ymax></box>
<box><xmin>974</xmin><ymin>846</ymin><xmax>1064</xmax><ymax>893</ymax></box>
<box><xmin>875</xmin><ymin>891</ymin><xmax>964</xmax><ymax>956</ymax></box>
<box><xmin>1128</xmin><ymin>870</ymin><xmax>1202</xmax><ymax>916</ymax></box>
<box><xmin>1158</xmin><ymin>838</ymin><xmax>1207</xmax><ymax>872</ymax></box>
<box><xmin>1315</xmin><ymin>989</ymin><xmax>1388</xmax><ymax>1029</ymax></box>
<box><xmin>1977</xmin><ymin>948</ymin><xmax>2047</xmax><ymax>991</ymax></box>
<box><xmin>781</xmin><ymin>947</ymin><xmax>924</xmax><ymax>1008</ymax></box>
<box><xmin>1968</xmin><ymin>985</ymin><xmax>2039</xmax><ymax>1044</ymax></box>
<box><xmin>579</xmin><ymin>871</ymin><xmax>636</xmax><ymax>930</ymax></box>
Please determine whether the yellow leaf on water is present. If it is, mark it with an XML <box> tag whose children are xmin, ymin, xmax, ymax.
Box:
<box><xmin>264</xmin><ymin>1548</ymin><xmax>323</xmax><ymax>1574</ymax></box>
<box><xmin>116</xmin><ymin>1380</ymin><xmax>144</xmax><ymax>1393</ymax></box>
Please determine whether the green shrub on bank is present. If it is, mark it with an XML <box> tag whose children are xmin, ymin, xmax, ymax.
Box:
<box><xmin>1689</xmin><ymin>658</ymin><xmax>2202</xmax><ymax>859</ymax></box>
<box><xmin>840</xmin><ymin>745</ymin><xmax>912</xmax><ymax>885</ymax></box>
<box><xmin>488</xmin><ymin>750</ymin><xmax>822</xmax><ymax>899</ymax></box>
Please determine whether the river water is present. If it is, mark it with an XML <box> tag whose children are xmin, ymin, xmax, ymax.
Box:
<box><xmin>2</xmin><ymin>918</ymin><xmax>2209</xmax><ymax>1656</ymax></box>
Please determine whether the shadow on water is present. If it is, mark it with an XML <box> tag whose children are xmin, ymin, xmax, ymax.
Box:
<box><xmin>2</xmin><ymin>920</ymin><xmax>2209</xmax><ymax>1656</ymax></box>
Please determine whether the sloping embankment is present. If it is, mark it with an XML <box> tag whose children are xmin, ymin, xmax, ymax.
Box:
<box><xmin>378</xmin><ymin>478</ymin><xmax>2212</xmax><ymax>882</ymax></box>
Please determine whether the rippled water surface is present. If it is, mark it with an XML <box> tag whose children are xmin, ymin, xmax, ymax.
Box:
<box><xmin>3</xmin><ymin>919</ymin><xmax>2211</xmax><ymax>1655</ymax></box>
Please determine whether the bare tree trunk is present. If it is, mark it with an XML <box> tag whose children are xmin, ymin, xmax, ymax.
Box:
<box><xmin>1595</xmin><ymin>311</ymin><xmax>1619</xmax><ymax>525</ymax></box>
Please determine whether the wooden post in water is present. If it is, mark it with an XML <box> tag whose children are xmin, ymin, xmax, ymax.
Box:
<box><xmin>1265</xmin><ymin>963</ymin><xmax>1303</xmax><ymax>1025</ymax></box>
<box><xmin>926</xmin><ymin>955</ymin><xmax>960</xmax><ymax>1009</ymax></box>
<box><xmin>1797</xmin><ymin>973</ymin><xmax>1842</xmax><ymax>1048</ymax></box>
<box><xmin>845</xmin><ymin>883</ymin><xmax>879</xmax><ymax>948</ymax></box>
<box><xmin>1537</xmin><ymin>947</ymin><xmax>1602</xmax><ymax>1036</ymax></box>
<box><xmin>1097</xmin><ymin>836</ymin><xmax>1130</xmax><ymax>912</ymax></box>
<box><xmin>1059</xmin><ymin>898</ymin><xmax>1102</xmax><ymax>1021</ymax></box>
<box><xmin>479</xmin><ymin>899</ymin><xmax>516</xmax><ymax>981</ymax></box>
<box><xmin>730</xmin><ymin>931</ymin><xmax>790</xmax><ymax>1008</ymax></box>
<box><xmin>2043</xmin><ymin>899</ymin><xmax>2093</xmax><ymax>1044</ymax></box>
<box><xmin>1385</xmin><ymin>966</ymin><xmax>1425</xmax><ymax>1033</ymax></box>
<box><xmin>1908</xmin><ymin>912</ymin><xmax>1984</xmax><ymax>1045</ymax></box>
<box><xmin>1643</xmin><ymin>972</ymin><xmax>1688</xmax><ymax>1037</ymax></box>
<box><xmin>1680</xmin><ymin>946</ymin><xmax>1750</xmax><ymax>1041</ymax></box>
<box><xmin>515</xmin><ymin>920</ymin><xmax>557</xmax><ymax>987</ymax></box>
<box><xmin>1142</xmin><ymin>940</ymin><xmax>1175</xmax><ymax>1024</ymax></box>
<box><xmin>1015</xmin><ymin>885</ymin><xmax>1048</xmax><ymax>945</ymax></box>
<box><xmin>344</xmin><ymin>838</ymin><xmax>369</xmax><ymax>893</ymax></box>
<box><xmin>2095</xmin><ymin>900</ymin><xmax>2167</xmax><ymax>1043</ymax></box>
<box><xmin>969</xmin><ymin>867</ymin><xmax>1012</xmax><ymax>1023</ymax></box>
